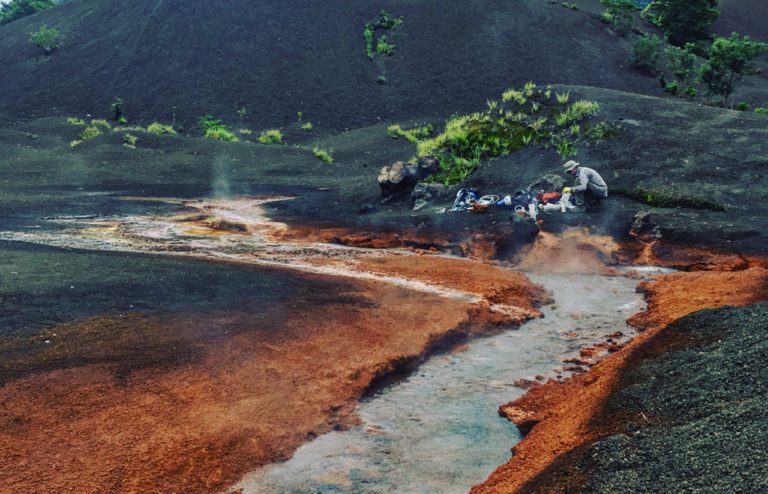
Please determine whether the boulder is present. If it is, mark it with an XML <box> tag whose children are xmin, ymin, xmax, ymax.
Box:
<box><xmin>527</xmin><ymin>173</ymin><xmax>566</xmax><ymax>194</ymax></box>
<box><xmin>629</xmin><ymin>210</ymin><xmax>662</xmax><ymax>241</ymax></box>
<box><xmin>378</xmin><ymin>155</ymin><xmax>439</xmax><ymax>199</ymax></box>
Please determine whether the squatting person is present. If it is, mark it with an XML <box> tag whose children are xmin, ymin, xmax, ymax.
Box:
<box><xmin>562</xmin><ymin>160</ymin><xmax>608</xmax><ymax>212</ymax></box>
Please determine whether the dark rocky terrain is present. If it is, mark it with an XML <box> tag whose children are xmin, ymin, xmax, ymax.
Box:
<box><xmin>0</xmin><ymin>0</ymin><xmax>767</xmax><ymax>492</ymax></box>
<box><xmin>517</xmin><ymin>303</ymin><xmax>768</xmax><ymax>494</ymax></box>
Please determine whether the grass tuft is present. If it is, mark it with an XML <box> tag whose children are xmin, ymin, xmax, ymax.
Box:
<box><xmin>90</xmin><ymin>119</ymin><xmax>112</xmax><ymax>130</ymax></box>
<box><xmin>122</xmin><ymin>133</ymin><xmax>138</xmax><ymax>149</ymax></box>
<box><xmin>66</xmin><ymin>117</ymin><xmax>84</xmax><ymax>125</ymax></box>
<box><xmin>79</xmin><ymin>125</ymin><xmax>102</xmax><ymax>141</ymax></box>
<box><xmin>145</xmin><ymin>122</ymin><xmax>176</xmax><ymax>135</ymax></box>
<box><xmin>312</xmin><ymin>146</ymin><xmax>334</xmax><ymax>164</ymax></box>
<box><xmin>257</xmin><ymin>129</ymin><xmax>284</xmax><ymax>144</ymax></box>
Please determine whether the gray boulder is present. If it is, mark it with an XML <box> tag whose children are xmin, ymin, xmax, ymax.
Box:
<box><xmin>378</xmin><ymin>155</ymin><xmax>439</xmax><ymax>199</ymax></box>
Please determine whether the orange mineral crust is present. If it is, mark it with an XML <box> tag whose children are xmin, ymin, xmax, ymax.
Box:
<box><xmin>472</xmin><ymin>265</ymin><xmax>768</xmax><ymax>494</ymax></box>
<box><xmin>0</xmin><ymin>258</ymin><xmax>543</xmax><ymax>494</ymax></box>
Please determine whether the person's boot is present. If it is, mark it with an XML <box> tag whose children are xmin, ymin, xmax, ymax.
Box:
<box><xmin>569</xmin><ymin>191</ymin><xmax>586</xmax><ymax>212</ymax></box>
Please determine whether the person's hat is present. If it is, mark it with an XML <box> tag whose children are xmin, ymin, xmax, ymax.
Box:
<box><xmin>563</xmin><ymin>160</ymin><xmax>579</xmax><ymax>172</ymax></box>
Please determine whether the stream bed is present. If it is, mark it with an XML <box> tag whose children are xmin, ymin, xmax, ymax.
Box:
<box><xmin>235</xmin><ymin>271</ymin><xmax>647</xmax><ymax>494</ymax></box>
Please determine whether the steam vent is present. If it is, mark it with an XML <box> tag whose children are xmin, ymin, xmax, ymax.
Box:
<box><xmin>1</xmin><ymin>0</ymin><xmax>767</xmax><ymax>492</ymax></box>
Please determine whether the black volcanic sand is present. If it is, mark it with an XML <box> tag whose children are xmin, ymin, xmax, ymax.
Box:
<box><xmin>0</xmin><ymin>0</ymin><xmax>660</xmax><ymax>129</ymax></box>
<box><xmin>0</xmin><ymin>241</ymin><xmax>326</xmax><ymax>384</ymax></box>
<box><xmin>518</xmin><ymin>303</ymin><xmax>768</xmax><ymax>494</ymax></box>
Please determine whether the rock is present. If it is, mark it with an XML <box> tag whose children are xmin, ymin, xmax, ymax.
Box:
<box><xmin>513</xmin><ymin>378</ymin><xmax>541</xmax><ymax>389</ymax></box>
<box><xmin>412</xmin><ymin>182</ymin><xmax>446</xmax><ymax>211</ymax></box>
<box><xmin>629</xmin><ymin>210</ymin><xmax>662</xmax><ymax>242</ymax></box>
<box><xmin>377</xmin><ymin>155</ymin><xmax>439</xmax><ymax>199</ymax></box>
<box><xmin>499</xmin><ymin>405</ymin><xmax>539</xmax><ymax>435</ymax></box>
<box><xmin>528</xmin><ymin>173</ymin><xmax>566</xmax><ymax>194</ymax></box>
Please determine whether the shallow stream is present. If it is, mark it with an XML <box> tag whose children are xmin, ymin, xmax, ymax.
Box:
<box><xmin>234</xmin><ymin>271</ymin><xmax>647</xmax><ymax>494</ymax></box>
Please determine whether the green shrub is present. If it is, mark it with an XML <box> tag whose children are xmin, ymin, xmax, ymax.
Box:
<box><xmin>631</xmin><ymin>34</ymin><xmax>664</xmax><ymax>73</ymax></box>
<box><xmin>28</xmin><ymin>24</ymin><xmax>61</xmax><ymax>54</ymax></box>
<box><xmin>1</xmin><ymin>0</ymin><xmax>55</xmax><ymax>26</ymax></box>
<box><xmin>387</xmin><ymin>123</ymin><xmax>433</xmax><ymax>144</ymax></box>
<box><xmin>600</xmin><ymin>0</ymin><xmax>638</xmax><ymax>36</ymax></box>
<box><xmin>66</xmin><ymin>117</ymin><xmax>84</xmax><ymax>125</ymax></box>
<box><xmin>735</xmin><ymin>102</ymin><xmax>749</xmax><ymax>111</ymax></box>
<box><xmin>197</xmin><ymin>115</ymin><xmax>237</xmax><ymax>141</ymax></box>
<box><xmin>111</xmin><ymin>97</ymin><xmax>124</xmax><ymax>122</ymax></box>
<box><xmin>376</xmin><ymin>35</ymin><xmax>396</xmax><ymax>56</ymax></box>
<box><xmin>664</xmin><ymin>43</ymin><xmax>697</xmax><ymax>97</ymax></box>
<box><xmin>258</xmin><ymin>129</ymin><xmax>283</xmax><ymax>144</ymax></box>
<box><xmin>312</xmin><ymin>146</ymin><xmax>334</xmax><ymax>164</ymax></box>
<box><xmin>79</xmin><ymin>125</ymin><xmax>102</xmax><ymax>141</ymax></box>
<box><xmin>363</xmin><ymin>24</ymin><xmax>375</xmax><ymax>59</ymax></box>
<box><xmin>145</xmin><ymin>122</ymin><xmax>176</xmax><ymax>135</ymax></box>
<box><xmin>300</xmin><ymin>122</ymin><xmax>314</xmax><ymax>131</ymax></box>
<box><xmin>415</xmin><ymin>84</ymin><xmax>613</xmax><ymax>185</ymax></box>
<box><xmin>122</xmin><ymin>133</ymin><xmax>137</xmax><ymax>149</ymax></box>
<box><xmin>204</xmin><ymin>127</ymin><xmax>238</xmax><ymax>142</ymax></box>
<box><xmin>755</xmin><ymin>107</ymin><xmax>768</xmax><ymax>114</ymax></box>
<box><xmin>198</xmin><ymin>115</ymin><xmax>224</xmax><ymax>131</ymax></box>
<box><xmin>364</xmin><ymin>10</ymin><xmax>404</xmax><ymax>60</ymax></box>
<box><xmin>643</xmin><ymin>0</ymin><xmax>720</xmax><ymax>47</ymax></box>
<box><xmin>90</xmin><ymin>119</ymin><xmax>111</xmax><ymax>130</ymax></box>
<box><xmin>238</xmin><ymin>128</ymin><xmax>253</xmax><ymax>135</ymax></box>
<box><xmin>700</xmin><ymin>33</ymin><xmax>768</xmax><ymax>108</ymax></box>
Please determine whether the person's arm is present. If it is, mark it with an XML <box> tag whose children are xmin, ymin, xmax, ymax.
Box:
<box><xmin>571</xmin><ymin>169</ymin><xmax>588</xmax><ymax>192</ymax></box>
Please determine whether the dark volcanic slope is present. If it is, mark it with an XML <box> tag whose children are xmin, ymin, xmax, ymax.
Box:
<box><xmin>520</xmin><ymin>303</ymin><xmax>768</xmax><ymax>494</ymax></box>
<box><xmin>0</xmin><ymin>0</ymin><xmax>658</xmax><ymax>128</ymax></box>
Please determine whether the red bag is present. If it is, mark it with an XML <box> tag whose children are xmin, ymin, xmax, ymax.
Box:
<box><xmin>541</xmin><ymin>192</ymin><xmax>562</xmax><ymax>204</ymax></box>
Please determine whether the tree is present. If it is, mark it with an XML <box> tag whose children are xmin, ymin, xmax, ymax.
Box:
<box><xmin>631</xmin><ymin>34</ymin><xmax>664</xmax><ymax>73</ymax></box>
<box><xmin>0</xmin><ymin>0</ymin><xmax>55</xmax><ymax>25</ymax></box>
<box><xmin>28</xmin><ymin>24</ymin><xmax>61</xmax><ymax>54</ymax></box>
<box><xmin>665</xmin><ymin>43</ymin><xmax>698</xmax><ymax>97</ymax></box>
<box><xmin>700</xmin><ymin>33</ymin><xmax>768</xmax><ymax>107</ymax></box>
<box><xmin>643</xmin><ymin>0</ymin><xmax>720</xmax><ymax>47</ymax></box>
<box><xmin>600</xmin><ymin>0</ymin><xmax>638</xmax><ymax>37</ymax></box>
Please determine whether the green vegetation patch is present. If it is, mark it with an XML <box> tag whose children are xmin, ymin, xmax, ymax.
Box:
<box><xmin>364</xmin><ymin>10</ymin><xmax>404</xmax><ymax>60</ymax></box>
<box><xmin>613</xmin><ymin>186</ymin><xmax>726</xmax><ymax>210</ymax></box>
<box><xmin>198</xmin><ymin>115</ymin><xmax>238</xmax><ymax>142</ymax></box>
<box><xmin>122</xmin><ymin>133</ymin><xmax>138</xmax><ymax>149</ymax></box>
<box><xmin>66</xmin><ymin>117</ymin><xmax>85</xmax><ymax>126</ymax></box>
<box><xmin>395</xmin><ymin>82</ymin><xmax>618</xmax><ymax>185</ymax></box>
<box><xmin>205</xmin><ymin>127</ymin><xmax>238</xmax><ymax>142</ymax></box>
<box><xmin>387</xmin><ymin>123</ymin><xmax>433</xmax><ymax>144</ymax></box>
<box><xmin>300</xmin><ymin>122</ymin><xmax>314</xmax><ymax>131</ymax></box>
<box><xmin>1</xmin><ymin>0</ymin><xmax>55</xmax><ymax>26</ymax></box>
<box><xmin>90</xmin><ymin>119</ymin><xmax>112</xmax><ymax>130</ymax></box>
<box><xmin>145</xmin><ymin>122</ymin><xmax>176</xmax><ymax>135</ymax></box>
<box><xmin>28</xmin><ymin>24</ymin><xmax>61</xmax><ymax>54</ymax></box>
<box><xmin>312</xmin><ymin>146</ymin><xmax>334</xmax><ymax>164</ymax></box>
<box><xmin>600</xmin><ymin>0</ymin><xmax>638</xmax><ymax>36</ymax></box>
<box><xmin>257</xmin><ymin>129</ymin><xmax>284</xmax><ymax>145</ymax></box>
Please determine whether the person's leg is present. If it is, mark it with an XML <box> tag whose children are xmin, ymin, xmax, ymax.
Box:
<box><xmin>585</xmin><ymin>184</ymin><xmax>606</xmax><ymax>211</ymax></box>
<box><xmin>571</xmin><ymin>190</ymin><xmax>586</xmax><ymax>212</ymax></box>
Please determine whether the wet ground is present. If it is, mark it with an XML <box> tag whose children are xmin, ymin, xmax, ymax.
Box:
<box><xmin>235</xmin><ymin>272</ymin><xmax>645</xmax><ymax>493</ymax></box>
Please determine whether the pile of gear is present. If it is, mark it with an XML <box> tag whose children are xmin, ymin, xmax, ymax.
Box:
<box><xmin>449</xmin><ymin>181</ymin><xmax>578</xmax><ymax>221</ymax></box>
